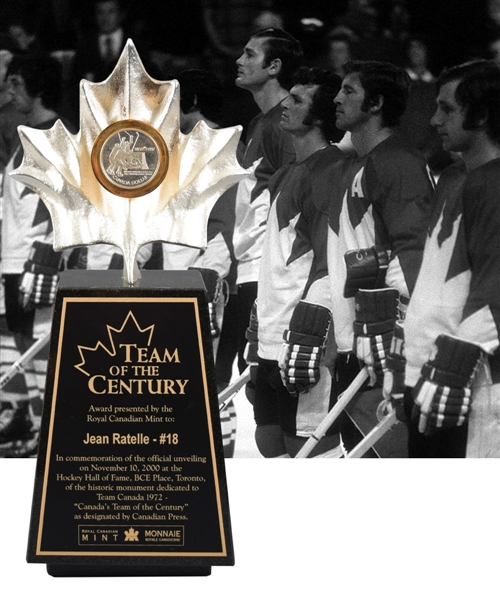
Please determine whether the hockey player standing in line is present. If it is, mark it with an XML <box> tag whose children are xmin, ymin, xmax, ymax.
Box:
<box><xmin>279</xmin><ymin>61</ymin><xmax>434</xmax><ymax>449</ymax></box>
<box><xmin>232</xmin><ymin>28</ymin><xmax>303</xmax><ymax>380</ymax></box>
<box><xmin>403</xmin><ymin>60</ymin><xmax>500</xmax><ymax>458</ymax></box>
<box><xmin>251</xmin><ymin>67</ymin><xmax>345</xmax><ymax>457</ymax></box>
<box><xmin>0</xmin><ymin>54</ymin><xmax>74</xmax><ymax>457</ymax></box>
<box><xmin>176</xmin><ymin>68</ymin><xmax>243</xmax><ymax>457</ymax></box>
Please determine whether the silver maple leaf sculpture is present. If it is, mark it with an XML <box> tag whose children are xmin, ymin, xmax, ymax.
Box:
<box><xmin>10</xmin><ymin>40</ymin><xmax>248</xmax><ymax>284</ymax></box>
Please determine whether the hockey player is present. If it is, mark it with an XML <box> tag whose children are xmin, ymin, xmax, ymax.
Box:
<box><xmin>233</xmin><ymin>28</ymin><xmax>303</xmax><ymax>378</ymax></box>
<box><xmin>0</xmin><ymin>53</ymin><xmax>74</xmax><ymax>457</ymax></box>
<box><xmin>280</xmin><ymin>61</ymin><xmax>434</xmax><ymax>448</ymax></box>
<box><xmin>251</xmin><ymin>67</ymin><xmax>345</xmax><ymax>457</ymax></box>
<box><xmin>403</xmin><ymin>60</ymin><xmax>500</xmax><ymax>458</ymax></box>
<box><xmin>164</xmin><ymin>68</ymin><xmax>237</xmax><ymax>350</ymax></box>
<box><xmin>0</xmin><ymin>54</ymin><xmax>159</xmax><ymax>458</ymax></box>
<box><xmin>170</xmin><ymin>68</ymin><xmax>242</xmax><ymax>456</ymax></box>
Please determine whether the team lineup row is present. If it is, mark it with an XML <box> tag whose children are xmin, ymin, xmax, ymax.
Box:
<box><xmin>1</xmin><ymin>27</ymin><xmax>499</xmax><ymax>458</ymax></box>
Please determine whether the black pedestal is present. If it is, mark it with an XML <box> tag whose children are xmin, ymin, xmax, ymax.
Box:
<box><xmin>27</xmin><ymin>270</ymin><xmax>234</xmax><ymax>576</ymax></box>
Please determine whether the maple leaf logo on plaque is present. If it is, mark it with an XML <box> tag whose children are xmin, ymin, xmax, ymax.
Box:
<box><xmin>124</xmin><ymin>527</ymin><xmax>139</xmax><ymax>542</ymax></box>
<box><xmin>74</xmin><ymin>311</ymin><xmax>154</xmax><ymax>377</ymax></box>
<box><xmin>10</xmin><ymin>40</ymin><xmax>248</xmax><ymax>284</ymax></box>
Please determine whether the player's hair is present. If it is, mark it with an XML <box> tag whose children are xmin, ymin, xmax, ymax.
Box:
<box><xmin>292</xmin><ymin>66</ymin><xmax>343</xmax><ymax>142</ymax></box>
<box><xmin>250</xmin><ymin>28</ymin><xmax>303</xmax><ymax>90</ymax></box>
<box><xmin>177</xmin><ymin>69</ymin><xmax>224</xmax><ymax>123</ymax></box>
<box><xmin>343</xmin><ymin>60</ymin><xmax>410</xmax><ymax>127</ymax></box>
<box><xmin>6</xmin><ymin>53</ymin><xmax>62</xmax><ymax>111</ymax></box>
<box><xmin>436</xmin><ymin>60</ymin><xmax>500</xmax><ymax>144</ymax></box>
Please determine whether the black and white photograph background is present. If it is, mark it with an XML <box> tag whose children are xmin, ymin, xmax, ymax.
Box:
<box><xmin>1</xmin><ymin>0</ymin><xmax>498</xmax><ymax>459</ymax></box>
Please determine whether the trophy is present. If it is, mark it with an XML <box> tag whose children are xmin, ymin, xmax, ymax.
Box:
<box><xmin>13</xmin><ymin>40</ymin><xmax>247</xmax><ymax>577</ymax></box>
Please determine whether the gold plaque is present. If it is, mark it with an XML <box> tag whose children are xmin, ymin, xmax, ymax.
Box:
<box><xmin>91</xmin><ymin>120</ymin><xmax>168</xmax><ymax>197</ymax></box>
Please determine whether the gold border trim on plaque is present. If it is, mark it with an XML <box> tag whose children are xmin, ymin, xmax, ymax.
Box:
<box><xmin>36</xmin><ymin>297</ymin><xmax>228</xmax><ymax>558</ymax></box>
<box><xmin>91</xmin><ymin>120</ymin><xmax>169</xmax><ymax>198</ymax></box>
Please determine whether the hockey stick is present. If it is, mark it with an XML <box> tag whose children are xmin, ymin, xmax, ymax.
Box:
<box><xmin>307</xmin><ymin>443</ymin><xmax>346</xmax><ymax>459</ymax></box>
<box><xmin>0</xmin><ymin>332</ymin><xmax>51</xmax><ymax>390</ymax></box>
<box><xmin>294</xmin><ymin>366</ymin><xmax>369</xmax><ymax>458</ymax></box>
<box><xmin>218</xmin><ymin>366</ymin><xmax>251</xmax><ymax>412</ymax></box>
<box><xmin>345</xmin><ymin>408</ymin><xmax>398</xmax><ymax>458</ymax></box>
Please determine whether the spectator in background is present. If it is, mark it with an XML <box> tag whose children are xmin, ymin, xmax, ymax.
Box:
<box><xmin>399</xmin><ymin>35</ymin><xmax>455</xmax><ymax>176</ymax></box>
<box><xmin>68</xmin><ymin>0</ymin><xmax>154</xmax><ymax>122</ymax></box>
<box><xmin>404</xmin><ymin>36</ymin><xmax>434</xmax><ymax>83</ymax></box>
<box><xmin>334</xmin><ymin>0</ymin><xmax>379</xmax><ymax>41</ymax></box>
<box><xmin>332</xmin><ymin>0</ymin><xmax>403</xmax><ymax>66</ymax></box>
<box><xmin>3</xmin><ymin>2</ymin><xmax>77</xmax><ymax>53</ymax></box>
<box><xmin>293</xmin><ymin>16</ymin><xmax>329</xmax><ymax>67</ymax></box>
<box><xmin>252</xmin><ymin>9</ymin><xmax>285</xmax><ymax>32</ymax></box>
<box><xmin>71</xmin><ymin>0</ymin><xmax>130</xmax><ymax>84</ymax></box>
<box><xmin>326</xmin><ymin>31</ymin><xmax>354</xmax><ymax>78</ymax></box>
<box><xmin>6</xmin><ymin>14</ymin><xmax>42</xmax><ymax>54</ymax></box>
<box><xmin>382</xmin><ymin>0</ymin><xmax>412</xmax><ymax>46</ymax></box>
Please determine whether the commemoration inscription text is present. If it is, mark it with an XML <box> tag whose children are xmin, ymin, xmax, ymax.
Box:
<box><xmin>36</xmin><ymin>299</ymin><xmax>225</xmax><ymax>555</ymax></box>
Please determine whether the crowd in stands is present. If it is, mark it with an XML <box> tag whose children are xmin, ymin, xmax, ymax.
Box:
<box><xmin>1</xmin><ymin>0</ymin><xmax>498</xmax><ymax>134</ymax></box>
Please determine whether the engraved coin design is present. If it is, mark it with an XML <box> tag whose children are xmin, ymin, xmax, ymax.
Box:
<box><xmin>92</xmin><ymin>120</ymin><xmax>168</xmax><ymax>197</ymax></box>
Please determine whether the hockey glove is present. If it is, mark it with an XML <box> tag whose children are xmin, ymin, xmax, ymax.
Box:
<box><xmin>353</xmin><ymin>288</ymin><xmax>399</xmax><ymax>386</ymax></box>
<box><xmin>244</xmin><ymin>300</ymin><xmax>259</xmax><ymax>365</ymax></box>
<box><xmin>412</xmin><ymin>334</ymin><xmax>483</xmax><ymax>436</ymax></box>
<box><xmin>19</xmin><ymin>241</ymin><xmax>62</xmax><ymax>310</ymax></box>
<box><xmin>382</xmin><ymin>319</ymin><xmax>406</xmax><ymax>421</ymax></box>
<box><xmin>278</xmin><ymin>301</ymin><xmax>332</xmax><ymax>396</ymax></box>
<box><xmin>244</xmin><ymin>301</ymin><xmax>259</xmax><ymax>404</ymax></box>
<box><xmin>344</xmin><ymin>245</ymin><xmax>391</xmax><ymax>298</ymax></box>
<box><xmin>397</xmin><ymin>294</ymin><xmax>409</xmax><ymax>321</ymax></box>
<box><xmin>189</xmin><ymin>267</ymin><xmax>222</xmax><ymax>337</ymax></box>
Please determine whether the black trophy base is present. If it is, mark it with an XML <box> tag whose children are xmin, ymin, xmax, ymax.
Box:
<box><xmin>27</xmin><ymin>270</ymin><xmax>233</xmax><ymax>578</ymax></box>
<box><xmin>47</xmin><ymin>564</ymin><xmax>211</xmax><ymax>577</ymax></box>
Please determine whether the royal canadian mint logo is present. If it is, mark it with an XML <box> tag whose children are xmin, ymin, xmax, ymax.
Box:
<box><xmin>78</xmin><ymin>525</ymin><xmax>184</xmax><ymax>545</ymax></box>
<box><xmin>92</xmin><ymin>120</ymin><xmax>168</xmax><ymax>197</ymax></box>
<box><xmin>124</xmin><ymin>527</ymin><xmax>139</xmax><ymax>541</ymax></box>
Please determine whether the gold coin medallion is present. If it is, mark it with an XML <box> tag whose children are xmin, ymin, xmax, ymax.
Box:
<box><xmin>91</xmin><ymin>120</ymin><xmax>168</xmax><ymax>197</ymax></box>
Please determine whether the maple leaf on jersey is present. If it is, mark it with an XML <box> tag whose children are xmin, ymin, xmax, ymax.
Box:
<box><xmin>10</xmin><ymin>40</ymin><xmax>248</xmax><ymax>283</ymax></box>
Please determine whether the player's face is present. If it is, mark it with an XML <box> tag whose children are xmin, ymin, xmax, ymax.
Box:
<box><xmin>334</xmin><ymin>73</ymin><xmax>369</xmax><ymax>132</ymax></box>
<box><xmin>280</xmin><ymin>84</ymin><xmax>318</xmax><ymax>136</ymax></box>
<box><xmin>96</xmin><ymin>1</ymin><xmax>123</xmax><ymax>35</ymax></box>
<box><xmin>431</xmin><ymin>80</ymin><xmax>473</xmax><ymax>153</ymax></box>
<box><xmin>6</xmin><ymin>73</ymin><xmax>36</xmax><ymax>116</ymax></box>
<box><xmin>235</xmin><ymin>37</ymin><xmax>270</xmax><ymax>90</ymax></box>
